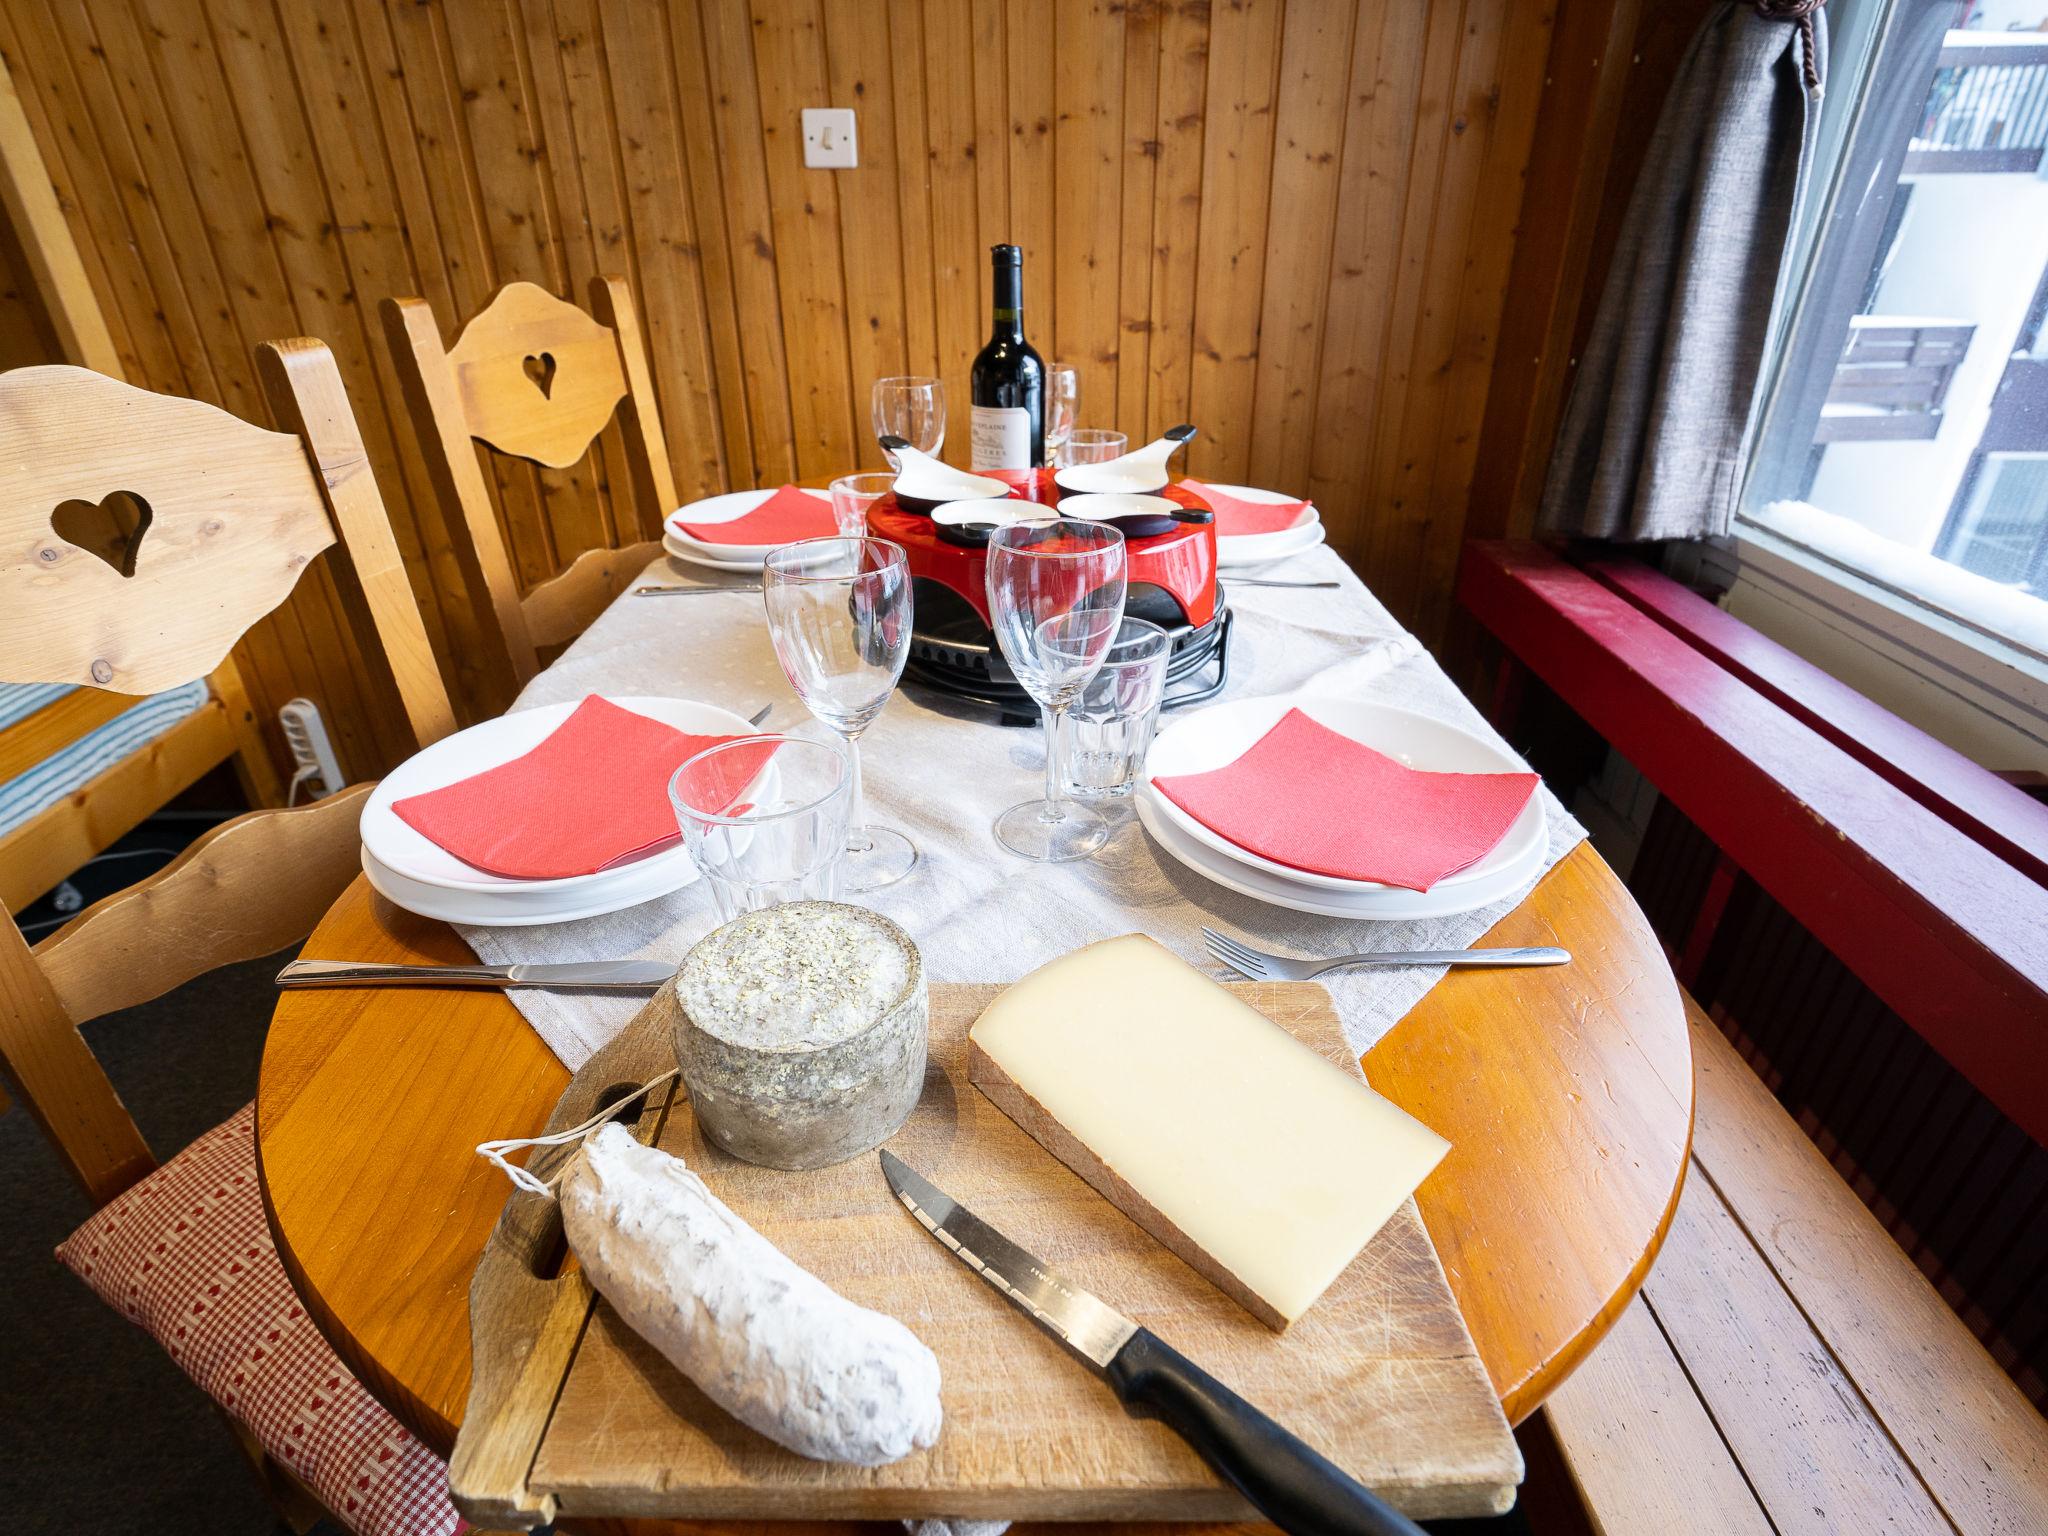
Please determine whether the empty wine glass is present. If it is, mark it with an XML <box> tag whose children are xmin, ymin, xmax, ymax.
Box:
<box><xmin>986</xmin><ymin>519</ymin><xmax>1128</xmax><ymax>861</ymax></box>
<box><xmin>761</xmin><ymin>537</ymin><xmax>918</xmax><ymax>890</ymax></box>
<box><xmin>1063</xmin><ymin>428</ymin><xmax>1127</xmax><ymax>466</ymax></box>
<box><xmin>872</xmin><ymin>377</ymin><xmax>945</xmax><ymax>469</ymax></box>
<box><xmin>1045</xmin><ymin>363</ymin><xmax>1080</xmax><ymax>466</ymax></box>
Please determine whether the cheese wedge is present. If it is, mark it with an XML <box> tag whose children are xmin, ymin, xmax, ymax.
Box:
<box><xmin>968</xmin><ymin>934</ymin><xmax>1449</xmax><ymax>1329</ymax></box>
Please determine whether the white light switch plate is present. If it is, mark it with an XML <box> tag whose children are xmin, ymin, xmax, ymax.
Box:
<box><xmin>802</xmin><ymin>107</ymin><xmax>857</xmax><ymax>168</ymax></box>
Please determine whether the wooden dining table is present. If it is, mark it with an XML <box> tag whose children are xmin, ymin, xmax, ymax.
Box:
<box><xmin>257</xmin><ymin>826</ymin><xmax>1691</xmax><ymax>1532</ymax></box>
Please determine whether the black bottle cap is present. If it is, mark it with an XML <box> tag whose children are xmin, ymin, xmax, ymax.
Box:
<box><xmin>990</xmin><ymin>243</ymin><xmax>1022</xmax><ymax>266</ymax></box>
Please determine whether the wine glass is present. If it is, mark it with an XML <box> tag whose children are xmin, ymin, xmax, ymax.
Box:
<box><xmin>761</xmin><ymin>537</ymin><xmax>918</xmax><ymax>890</ymax></box>
<box><xmin>1063</xmin><ymin>428</ymin><xmax>1127</xmax><ymax>466</ymax></box>
<box><xmin>1044</xmin><ymin>363</ymin><xmax>1080</xmax><ymax>466</ymax></box>
<box><xmin>985</xmin><ymin>519</ymin><xmax>1128</xmax><ymax>861</ymax></box>
<box><xmin>872</xmin><ymin>377</ymin><xmax>945</xmax><ymax>469</ymax></box>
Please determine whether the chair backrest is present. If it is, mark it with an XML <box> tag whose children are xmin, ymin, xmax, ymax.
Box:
<box><xmin>0</xmin><ymin>342</ymin><xmax>456</xmax><ymax>744</ymax></box>
<box><xmin>0</xmin><ymin>345</ymin><xmax>456</xmax><ymax>1206</ymax></box>
<box><xmin>382</xmin><ymin>277</ymin><xmax>679</xmax><ymax>685</ymax></box>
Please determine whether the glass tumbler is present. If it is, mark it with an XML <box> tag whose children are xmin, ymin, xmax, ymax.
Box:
<box><xmin>1062</xmin><ymin>428</ymin><xmax>1127</xmax><ymax>466</ymax></box>
<box><xmin>1062</xmin><ymin>618</ymin><xmax>1171</xmax><ymax>800</ymax></box>
<box><xmin>670</xmin><ymin>735</ymin><xmax>851</xmax><ymax>921</ymax></box>
<box><xmin>829</xmin><ymin>472</ymin><xmax>895</xmax><ymax>538</ymax></box>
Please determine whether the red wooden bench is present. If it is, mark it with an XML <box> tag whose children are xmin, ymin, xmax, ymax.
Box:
<box><xmin>1458</xmin><ymin>540</ymin><xmax>2048</xmax><ymax>1146</ymax></box>
<box><xmin>1458</xmin><ymin>539</ymin><xmax>2048</xmax><ymax>1532</ymax></box>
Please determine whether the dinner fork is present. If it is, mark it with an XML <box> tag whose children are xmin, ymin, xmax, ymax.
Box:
<box><xmin>632</xmin><ymin>582</ymin><xmax>763</xmax><ymax>597</ymax></box>
<box><xmin>1202</xmin><ymin>926</ymin><xmax>1569</xmax><ymax>982</ymax></box>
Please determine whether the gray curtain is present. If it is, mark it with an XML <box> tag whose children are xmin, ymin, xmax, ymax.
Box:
<box><xmin>1540</xmin><ymin>3</ymin><xmax>1827</xmax><ymax>542</ymax></box>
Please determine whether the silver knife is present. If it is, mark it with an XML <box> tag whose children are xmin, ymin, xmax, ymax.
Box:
<box><xmin>879</xmin><ymin>1151</ymin><xmax>1424</xmax><ymax>1536</ymax></box>
<box><xmin>631</xmin><ymin>583</ymin><xmax>763</xmax><ymax>596</ymax></box>
<box><xmin>275</xmin><ymin>959</ymin><xmax>674</xmax><ymax>991</ymax></box>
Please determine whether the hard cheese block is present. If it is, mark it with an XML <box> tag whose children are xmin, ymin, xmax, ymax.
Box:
<box><xmin>968</xmin><ymin>933</ymin><xmax>1449</xmax><ymax>1329</ymax></box>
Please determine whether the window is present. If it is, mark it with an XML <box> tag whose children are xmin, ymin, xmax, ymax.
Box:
<box><xmin>1741</xmin><ymin>0</ymin><xmax>2048</xmax><ymax>664</ymax></box>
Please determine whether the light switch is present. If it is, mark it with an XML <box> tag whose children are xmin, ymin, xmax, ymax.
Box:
<box><xmin>802</xmin><ymin>107</ymin><xmax>858</xmax><ymax>169</ymax></box>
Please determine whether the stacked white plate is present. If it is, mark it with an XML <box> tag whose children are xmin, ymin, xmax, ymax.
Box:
<box><xmin>1134</xmin><ymin>693</ymin><xmax>1547</xmax><ymax>921</ymax></box>
<box><xmin>663</xmin><ymin>487</ymin><xmax>836</xmax><ymax>572</ymax></box>
<box><xmin>360</xmin><ymin>696</ymin><xmax>769</xmax><ymax>926</ymax></box>
<box><xmin>1199</xmin><ymin>483</ymin><xmax>1327</xmax><ymax>568</ymax></box>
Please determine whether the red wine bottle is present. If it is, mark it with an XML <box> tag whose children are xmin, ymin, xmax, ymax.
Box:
<box><xmin>969</xmin><ymin>244</ymin><xmax>1045</xmax><ymax>469</ymax></box>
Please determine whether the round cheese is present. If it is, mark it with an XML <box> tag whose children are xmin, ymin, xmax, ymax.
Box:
<box><xmin>667</xmin><ymin>901</ymin><xmax>927</xmax><ymax>1169</ymax></box>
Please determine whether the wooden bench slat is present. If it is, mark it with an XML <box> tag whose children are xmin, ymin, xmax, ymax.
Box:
<box><xmin>1642</xmin><ymin>1160</ymin><xmax>1956</xmax><ymax>1533</ymax></box>
<box><xmin>1543</xmin><ymin>1297</ymin><xmax>1775</xmax><ymax>1536</ymax></box>
<box><xmin>1583</xmin><ymin>555</ymin><xmax>2048</xmax><ymax>888</ymax></box>
<box><xmin>0</xmin><ymin>701</ymin><xmax>232</xmax><ymax>913</ymax></box>
<box><xmin>0</xmin><ymin>688</ymin><xmax>138</xmax><ymax>785</ymax></box>
<box><xmin>1458</xmin><ymin>540</ymin><xmax>2048</xmax><ymax>1143</ymax></box>
<box><xmin>1689</xmin><ymin>1009</ymin><xmax>2048</xmax><ymax>1532</ymax></box>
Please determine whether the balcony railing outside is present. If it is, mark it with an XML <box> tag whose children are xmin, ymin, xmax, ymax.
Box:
<box><xmin>1906</xmin><ymin>33</ymin><xmax>2048</xmax><ymax>174</ymax></box>
<box><xmin>1814</xmin><ymin>314</ymin><xmax>1975</xmax><ymax>443</ymax></box>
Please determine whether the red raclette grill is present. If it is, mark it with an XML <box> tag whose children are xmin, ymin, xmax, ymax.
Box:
<box><xmin>868</xmin><ymin>469</ymin><xmax>1233</xmax><ymax>723</ymax></box>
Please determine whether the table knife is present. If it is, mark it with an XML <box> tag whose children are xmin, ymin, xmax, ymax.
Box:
<box><xmin>275</xmin><ymin>959</ymin><xmax>674</xmax><ymax>991</ymax></box>
<box><xmin>879</xmin><ymin>1151</ymin><xmax>1425</xmax><ymax>1536</ymax></box>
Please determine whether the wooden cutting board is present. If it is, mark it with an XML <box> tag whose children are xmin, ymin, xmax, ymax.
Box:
<box><xmin>449</xmin><ymin>981</ymin><xmax>1520</xmax><ymax>1526</ymax></box>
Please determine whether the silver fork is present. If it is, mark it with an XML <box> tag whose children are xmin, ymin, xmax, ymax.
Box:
<box><xmin>1202</xmin><ymin>926</ymin><xmax>1569</xmax><ymax>982</ymax></box>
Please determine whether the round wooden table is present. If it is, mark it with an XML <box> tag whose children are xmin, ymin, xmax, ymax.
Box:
<box><xmin>258</xmin><ymin>841</ymin><xmax>1689</xmax><ymax>1524</ymax></box>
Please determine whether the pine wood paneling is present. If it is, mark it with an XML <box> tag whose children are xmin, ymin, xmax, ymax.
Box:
<box><xmin>0</xmin><ymin>0</ymin><xmax>1566</xmax><ymax>781</ymax></box>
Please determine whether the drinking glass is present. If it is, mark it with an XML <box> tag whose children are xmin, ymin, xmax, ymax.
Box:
<box><xmin>761</xmin><ymin>537</ymin><xmax>918</xmax><ymax>890</ymax></box>
<box><xmin>670</xmin><ymin>735</ymin><xmax>851</xmax><ymax>921</ymax></box>
<box><xmin>1063</xmin><ymin>428</ymin><xmax>1127</xmax><ymax>466</ymax></box>
<box><xmin>986</xmin><ymin>519</ymin><xmax>1128</xmax><ymax>861</ymax></box>
<box><xmin>1063</xmin><ymin>618</ymin><xmax>1171</xmax><ymax>800</ymax></box>
<box><xmin>1044</xmin><ymin>363</ymin><xmax>1081</xmax><ymax>466</ymax></box>
<box><xmin>829</xmin><ymin>472</ymin><xmax>895</xmax><ymax>538</ymax></box>
<box><xmin>872</xmin><ymin>376</ymin><xmax>945</xmax><ymax>468</ymax></box>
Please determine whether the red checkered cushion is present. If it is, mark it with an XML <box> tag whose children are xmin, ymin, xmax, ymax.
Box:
<box><xmin>55</xmin><ymin>1103</ymin><xmax>464</xmax><ymax>1536</ymax></box>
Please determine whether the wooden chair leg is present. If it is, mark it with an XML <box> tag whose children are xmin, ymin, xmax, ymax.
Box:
<box><xmin>219</xmin><ymin>1409</ymin><xmax>326</xmax><ymax>1534</ymax></box>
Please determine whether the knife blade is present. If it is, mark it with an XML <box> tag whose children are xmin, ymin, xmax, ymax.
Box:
<box><xmin>878</xmin><ymin>1151</ymin><xmax>1425</xmax><ymax>1536</ymax></box>
<box><xmin>274</xmin><ymin>959</ymin><xmax>674</xmax><ymax>991</ymax></box>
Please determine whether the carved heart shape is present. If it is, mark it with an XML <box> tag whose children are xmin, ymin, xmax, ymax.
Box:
<box><xmin>50</xmin><ymin>491</ymin><xmax>153</xmax><ymax>578</ymax></box>
<box><xmin>523</xmin><ymin>351</ymin><xmax>558</xmax><ymax>400</ymax></box>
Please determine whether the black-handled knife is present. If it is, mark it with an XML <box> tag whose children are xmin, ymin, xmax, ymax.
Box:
<box><xmin>879</xmin><ymin>1151</ymin><xmax>1426</xmax><ymax>1536</ymax></box>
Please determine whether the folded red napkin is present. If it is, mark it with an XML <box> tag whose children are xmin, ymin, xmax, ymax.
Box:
<box><xmin>1181</xmin><ymin>479</ymin><xmax>1314</xmax><ymax>537</ymax></box>
<box><xmin>673</xmin><ymin>485</ymin><xmax>832</xmax><ymax>546</ymax></box>
<box><xmin>1150</xmin><ymin>707</ymin><xmax>1539</xmax><ymax>891</ymax></box>
<box><xmin>392</xmin><ymin>696</ymin><xmax>775</xmax><ymax>880</ymax></box>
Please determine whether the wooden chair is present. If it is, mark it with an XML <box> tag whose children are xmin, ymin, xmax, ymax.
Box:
<box><xmin>382</xmin><ymin>276</ymin><xmax>679</xmax><ymax>690</ymax></box>
<box><xmin>0</xmin><ymin>348</ymin><xmax>460</xmax><ymax>1534</ymax></box>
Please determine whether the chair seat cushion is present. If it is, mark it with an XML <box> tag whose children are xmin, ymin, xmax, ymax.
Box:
<box><xmin>55</xmin><ymin>1104</ymin><xmax>463</xmax><ymax>1536</ymax></box>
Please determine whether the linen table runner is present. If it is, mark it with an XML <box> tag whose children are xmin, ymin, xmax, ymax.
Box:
<box><xmin>456</xmin><ymin>546</ymin><xmax>1586</xmax><ymax>1069</ymax></box>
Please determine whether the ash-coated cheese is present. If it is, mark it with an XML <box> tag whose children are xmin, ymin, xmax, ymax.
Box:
<box><xmin>666</xmin><ymin>901</ymin><xmax>927</xmax><ymax>1170</ymax></box>
<box><xmin>560</xmin><ymin>1124</ymin><xmax>942</xmax><ymax>1465</ymax></box>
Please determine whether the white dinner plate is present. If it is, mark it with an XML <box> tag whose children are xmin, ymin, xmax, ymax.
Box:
<box><xmin>664</xmin><ymin>486</ymin><xmax>834</xmax><ymax>562</ymax></box>
<box><xmin>361</xmin><ymin>695</ymin><xmax>766</xmax><ymax>895</ymax></box>
<box><xmin>1218</xmin><ymin>521</ymin><xmax>1325</xmax><ymax>569</ymax></box>
<box><xmin>1141</xmin><ymin>694</ymin><xmax>1547</xmax><ymax>895</ymax></box>
<box><xmin>662</xmin><ymin>532</ymin><xmax>773</xmax><ymax>573</ymax></box>
<box><xmin>1134</xmin><ymin>781</ymin><xmax>1545</xmax><ymax>921</ymax></box>
<box><xmin>360</xmin><ymin>845</ymin><xmax>687</xmax><ymax>928</ymax></box>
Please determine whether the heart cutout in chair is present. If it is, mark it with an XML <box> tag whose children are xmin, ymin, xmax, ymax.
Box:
<box><xmin>50</xmin><ymin>491</ymin><xmax>154</xmax><ymax>578</ymax></box>
<box><xmin>523</xmin><ymin>352</ymin><xmax>558</xmax><ymax>400</ymax></box>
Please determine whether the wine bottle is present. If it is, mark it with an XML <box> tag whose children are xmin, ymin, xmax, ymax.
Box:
<box><xmin>969</xmin><ymin>244</ymin><xmax>1045</xmax><ymax>470</ymax></box>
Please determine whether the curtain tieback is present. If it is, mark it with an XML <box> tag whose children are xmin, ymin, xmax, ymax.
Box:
<box><xmin>1754</xmin><ymin>0</ymin><xmax>1825</xmax><ymax>93</ymax></box>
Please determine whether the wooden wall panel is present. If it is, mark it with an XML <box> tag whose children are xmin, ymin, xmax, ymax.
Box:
<box><xmin>0</xmin><ymin>0</ymin><xmax>1565</xmax><ymax>781</ymax></box>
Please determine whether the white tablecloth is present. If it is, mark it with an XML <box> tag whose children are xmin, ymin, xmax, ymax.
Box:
<box><xmin>458</xmin><ymin>544</ymin><xmax>1585</xmax><ymax>1069</ymax></box>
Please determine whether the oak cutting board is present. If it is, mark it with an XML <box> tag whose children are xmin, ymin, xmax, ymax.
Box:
<box><xmin>449</xmin><ymin>981</ymin><xmax>1521</xmax><ymax>1526</ymax></box>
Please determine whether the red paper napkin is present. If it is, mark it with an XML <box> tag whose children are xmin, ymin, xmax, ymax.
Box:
<box><xmin>673</xmin><ymin>484</ymin><xmax>833</xmax><ymax>546</ymax></box>
<box><xmin>1150</xmin><ymin>707</ymin><xmax>1539</xmax><ymax>891</ymax></box>
<box><xmin>1180</xmin><ymin>479</ymin><xmax>1314</xmax><ymax>537</ymax></box>
<box><xmin>392</xmin><ymin>696</ymin><xmax>776</xmax><ymax>880</ymax></box>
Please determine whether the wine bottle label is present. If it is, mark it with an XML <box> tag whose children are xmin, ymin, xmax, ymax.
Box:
<box><xmin>970</xmin><ymin>405</ymin><xmax>1031</xmax><ymax>470</ymax></box>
